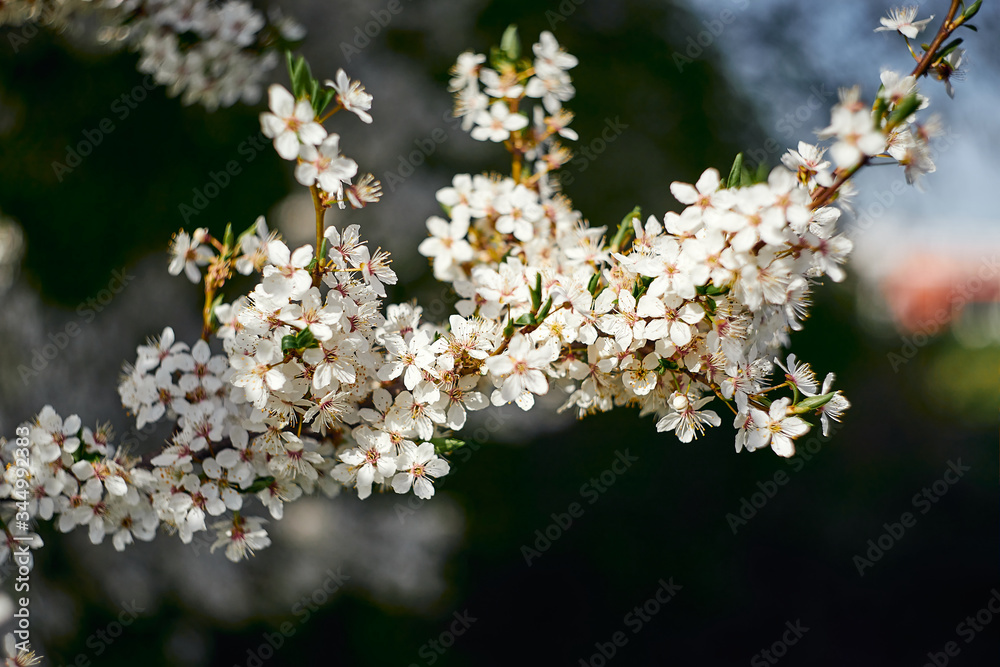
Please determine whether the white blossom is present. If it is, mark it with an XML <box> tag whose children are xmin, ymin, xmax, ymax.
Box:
<box><xmin>325</xmin><ymin>69</ymin><xmax>373</xmax><ymax>123</ymax></box>
<box><xmin>260</xmin><ymin>84</ymin><xmax>327</xmax><ymax>160</ymax></box>
<box><xmin>471</xmin><ymin>102</ymin><xmax>529</xmax><ymax>143</ymax></box>
<box><xmin>874</xmin><ymin>6</ymin><xmax>934</xmax><ymax>39</ymax></box>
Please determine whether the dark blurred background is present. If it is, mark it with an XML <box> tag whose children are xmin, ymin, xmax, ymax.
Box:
<box><xmin>0</xmin><ymin>0</ymin><xmax>997</xmax><ymax>665</ymax></box>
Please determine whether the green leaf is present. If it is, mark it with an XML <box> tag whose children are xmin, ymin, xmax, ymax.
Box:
<box><xmin>727</xmin><ymin>152</ymin><xmax>744</xmax><ymax>189</ymax></box>
<box><xmin>610</xmin><ymin>206</ymin><xmax>641</xmax><ymax>252</ymax></box>
<box><xmin>222</xmin><ymin>222</ymin><xmax>234</xmax><ymax>249</ymax></box>
<box><xmin>697</xmin><ymin>283</ymin><xmax>729</xmax><ymax>297</ymax></box>
<box><xmin>754</xmin><ymin>160</ymin><xmax>769</xmax><ymax>184</ymax></box>
<box><xmin>308</xmin><ymin>79</ymin><xmax>321</xmax><ymax>114</ymax></box>
<box><xmin>514</xmin><ymin>314</ymin><xmax>534</xmax><ymax>326</ymax></box>
<box><xmin>792</xmin><ymin>392</ymin><xmax>837</xmax><ymax>413</ymax></box>
<box><xmin>704</xmin><ymin>296</ymin><xmax>716</xmax><ymax>316</ymax></box>
<box><xmin>282</xmin><ymin>327</ymin><xmax>320</xmax><ymax>353</ymax></box>
<box><xmin>500</xmin><ymin>24</ymin><xmax>520</xmax><ymax>61</ymax></box>
<box><xmin>536</xmin><ymin>297</ymin><xmax>553</xmax><ymax>322</ymax></box>
<box><xmin>587</xmin><ymin>272</ymin><xmax>601</xmax><ymax>297</ymax></box>
<box><xmin>633</xmin><ymin>276</ymin><xmax>652</xmax><ymax>299</ymax></box>
<box><xmin>306</xmin><ymin>238</ymin><xmax>326</xmax><ymax>271</ymax></box>
<box><xmin>287</xmin><ymin>55</ymin><xmax>307</xmax><ymax>99</ymax></box>
<box><xmin>75</xmin><ymin>449</ymin><xmax>105</xmax><ymax>464</ymax></box>
<box><xmin>284</xmin><ymin>50</ymin><xmax>296</xmax><ymax>89</ymax></box>
<box><xmin>739</xmin><ymin>165</ymin><xmax>753</xmax><ymax>188</ymax></box>
<box><xmin>286</xmin><ymin>53</ymin><xmax>313</xmax><ymax>101</ymax></box>
<box><xmin>316</xmin><ymin>88</ymin><xmax>336</xmax><ymax>116</ymax></box>
<box><xmin>872</xmin><ymin>96</ymin><xmax>889</xmax><ymax>127</ymax></box>
<box><xmin>961</xmin><ymin>23</ymin><xmax>978</xmax><ymax>31</ymax></box>
<box><xmin>656</xmin><ymin>358</ymin><xmax>678</xmax><ymax>375</ymax></box>
<box><xmin>430</xmin><ymin>437</ymin><xmax>466</xmax><ymax>455</ymax></box>
<box><xmin>296</xmin><ymin>327</ymin><xmax>318</xmax><ymax>349</ymax></box>
<box><xmin>963</xmin><ymin>0</ymin><xmax>982</xmax><ymax>19</ymax></box>
<box><xmin>887</xmin><ymin>93</ymin><xmax>921</xmax><ymax>127</ymax></box>
<box><xmin>936</xmin><ymin>37</ymin><xmax>964</xmax><ymax>60</ymax></box>
<box><xmin>488</xmin><ymin>45</ymin><xmax>506</xmax><ymax>70</ymax></box>
<box><xmin>530</xmin><ymin>272</ymin><xmax>542</xmax><ymax>312</ymax></box>
<box><xmin>297</xmin><ymin>63</ymin><xmax>314</xmax><ymax>100</ymax></box>
<box><xmin>245</xmin><ymin>476</ymin><xmax>276</xmax><ymax>494</ymax></box>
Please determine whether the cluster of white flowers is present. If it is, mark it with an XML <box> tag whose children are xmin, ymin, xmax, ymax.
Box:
<box><xmin>127</xmin><ymin>0</ymin><xmax>305</xmax><ymax>110</ymax></box>
<box><xmin>221</xmin><ymin>228</ymin><xmax>457</xmax><ymax>505</ymax></box>
<box><xmin>451</xmin><ymin>30</ymin><xmax>579</xmax><ymax>190</ymax></box>
<box><xmin>0</xmin><ymin>5</ymin><xmax>976</xmax><ymax>575</ymax></box>
<box><xmin>166</xmin><ymin>215</ymin><xmax>272</xmax><ymax>285</ymax></box>
<box><xmin>817</xmin><ymin>76</ymin><xmax>942</xmax><ymax>187</ymax></box>
<box><xmin>420</xmin><ymin>32</ymin><xmax>860</xmax><ymax>450</ymax></box>
<box><xmin>419</xmin><ymin>149</ymin><xmax>855</xmax><ymax>445</ymax></box>
<box><xmin>820</xmin><ymin>2</ymin><xmax>967</xmax><ymax>186</ymax></box>
<box><xmin>257</xmin><ymin>69</ymin><xmax>380</xmax><ymax>209</ymax></box>
<box><xmin>0</xmin><ymin>0</ymin><xmax>305</xmax><ymax>110</ymax></box>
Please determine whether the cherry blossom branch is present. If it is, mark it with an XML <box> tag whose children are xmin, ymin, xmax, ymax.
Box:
<box><xmin>0</xmin><ymin>6</ymin><xmax>973</xmax><ymax>592</ymax></box>
<box><xmin>810</xmin><ymin>0</ymin><xmax>967</xmax><ymax>210</ymax></box>
<box><xmin>912</xmin><ymin>0</ymin><xmax>964</xmax><ymax>79</ymax></box>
